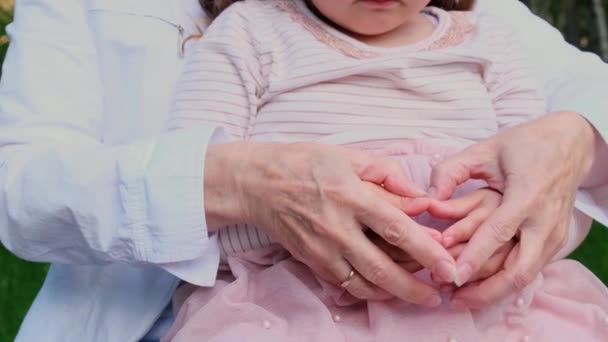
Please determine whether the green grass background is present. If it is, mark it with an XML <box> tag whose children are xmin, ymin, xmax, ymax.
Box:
<box><xmin>1</xmin><ymin>2</ymin><xmax>608</xmax><ymax>341</ymax></box>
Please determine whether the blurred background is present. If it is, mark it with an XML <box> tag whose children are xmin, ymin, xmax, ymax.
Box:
<box><xmin>1</xmin><ymin>0</ymin><xmax>608</xmax><ymax>341</ymax></box>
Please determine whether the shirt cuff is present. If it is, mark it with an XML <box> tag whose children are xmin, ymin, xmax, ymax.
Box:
<box><xmin>124</xmin><ymin>126</ymin><xmax>229</xmax><ymax>265</ymax></box>
<box><xmin>160</xmin><ymin>234</ymin><xmax>221</xmax><ymax>286</ymax></box>
<box><xmin>157</xmin><ymin>128</ymin><xmax>232</xmax><ymax>286</ymax></box>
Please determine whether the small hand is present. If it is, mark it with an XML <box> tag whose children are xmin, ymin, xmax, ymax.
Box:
<box><xmin>428</xmin><ymin>189</ymin><xmax>514</xmax><ymax>286</ymax></box>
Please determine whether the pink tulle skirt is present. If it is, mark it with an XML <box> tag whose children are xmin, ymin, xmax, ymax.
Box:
<box><xmin>163</xmin><ymin>141</ymin><xmax>608</xmax><ymax>342</ymax></box>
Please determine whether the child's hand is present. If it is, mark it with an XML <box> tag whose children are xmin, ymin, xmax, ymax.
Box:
<box><xmin>428</xmin><ymin>188</ymin><xmax>515</xmax><ymax>286</ymax></box>
<box><xmin>430</xmin><ymin>188</ymin><xmax>502</xmax><ymax>249</ymax></box>
<box><xmin>439</xmin><ymin>238</ymin><xmax>515</xmax><ymax>288</ymax></box>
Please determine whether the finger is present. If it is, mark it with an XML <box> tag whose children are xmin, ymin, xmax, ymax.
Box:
<box><xmin>364</xmin><ymin>182</ymin><xmax>430</xmax><ymax>216</ymax></box>
<box><xmin>427</xmin><ymin>192</ymin><xmax>483</xmax><ymax>220</ymax></box>
<box><xmin>452</xmin><ymin>236</ymin><xmax>538</xmax><ymax>309</ymax></box>
<box><xmin>343</xmin><ymin>231</ymin><xmax>443</xmax><ymax>307</ymax></box>
<box><xmin>431</xmin><ymin>243</ymin><xmax>465</xmax><ymax>284</ymax></box>
<box><xmin>441</xmin><ymin>210</ymin><xmax>486</xmax><ymax>248</ymax></box>
<box><xmin>447</xmin><ymin>243</ymin><xmax>466</xmax><ymax>258</ymax></box>
<box><xmin>368</xmin><ymin>233</ymin><xmax>414</xmax><ymax>263</ymax></box>
<box><xmin>466</xmin><ymin>240</ymin><xmax>513</xmax><ymax>283</ymax></box>
<box><xmin>506</xmin><ymin>226</ymin><xmax>555</xmax><ymax>290</ymax></box>
<box><xmin>368</xmin><ymin>227</ymin><xmax>441</xmax><ymax>249</ymax></box>
<box><xmin>342</xmin><ymin>269</ymin><xmax>393</xmax><ymax>301</ymax></box>
<box><xmin>426</xmin><ymin>228</ymin><xmax>443</xmax><ymax>242</ymax></box>
<box><xmin>353</xmin><ymin>153</ymin><xmax>426</xmax><ymax>197</ymax></box>
<box><xmin>453</xmin><ymin>186</ymin><xmax>528</xmax><ymax>286</ymax></box>
<box><xmin>428</xmin><ymin>146</ymin><xmax>487</xmax><ymax>200</ymax></box>
<box><xmin>451</xmin><ymin>253</ymin><xmax>516</xmax><ymax>308</ymax></box>
<box><xmin>320</xmin><ymin>255</ymin><xmax>390</xmax><ymax>301</ymax></box>
<box><xmin>398</xmin><ymin>261</ymin><xmax>424</xmax><ymax>274</ymax></box>
<box><xmin>357</xmin><ymin>197</ymin><xmax>457</xmax><ymax>284</ymax></box>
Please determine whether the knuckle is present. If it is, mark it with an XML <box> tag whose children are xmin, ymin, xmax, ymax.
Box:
<box><xmin>488</xmin><ymin>220</ymin><xmax>515</xmax><ymax>244</ymax></box>
<box><xmin>383</xmin><ymin>220</ymin><xmax>409</xmax><ymax>246</ymax></box>
<box><xmin>367</xmin><ymin>263</ymin><xmax>390</xmax><ymax>285</ymax></box>
<box><xmin>481</xmin><ymin>258</ymin><xmax>501</xmax><ymax>278</ymax></box>
<box><xmin>473</xmin><ymin>246</ymin><xmax>497</xmax><ymax>266</ymax></box>
<box><xmin>511</xmin><ymin>271</ymin><xmax>534</xmax><ymax>291</ymax></box>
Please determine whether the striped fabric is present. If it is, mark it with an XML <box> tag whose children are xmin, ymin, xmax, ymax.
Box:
<box><xmin>168</xmin><ymin>0</ymin><xmax>545</xmax><ymax>257</ymax></box>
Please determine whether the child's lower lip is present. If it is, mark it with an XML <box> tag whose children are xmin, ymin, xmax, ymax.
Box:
<box><xmin>360</xmin><ymin>0</ymin><xmax>400</xmax><ymax>10</ymax></box>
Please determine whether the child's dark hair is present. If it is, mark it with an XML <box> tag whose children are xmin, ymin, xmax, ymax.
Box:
<box><xmin>200</xmin><ymin>0</ymin><xmax>476</xmax><ymax>22</ymax></box>
<box><xmin>200</xmin><ymin>0</ymin><xmax>238</xmax><ymax>21</ymax></box>
<box><xmin>429</xmin><ymin>0</ymin><xmax>476</xmax><ymax>11</ymax></box>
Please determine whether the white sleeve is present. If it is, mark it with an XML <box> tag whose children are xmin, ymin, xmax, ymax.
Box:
<box><xmin>476</xmin><ymin>0</ymin><xmax>608</xmax><ymax>227</ymax></box>
<box><xmin>0</xmin><ymin>0</ymin><xmax>221</xmax><ymax>284</ymax></box>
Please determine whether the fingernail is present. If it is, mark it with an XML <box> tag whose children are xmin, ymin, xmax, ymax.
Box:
<box><xmin>454</xmin><ymin>263</ymin><xmax>473</xmax><ymax>287</ymax></box>
<box><xmin>424</xmin><ymin>294</ymin><xmax>443</xmax><ymax>308</ymax></box>
<box><xmin>428</xmin><ymin>187</ymin><xmax>438</xmax><ymax>199</ymax></box>
<box><xmin>433</xmin><ymin>259</ymin><xmax>456</xmax><ymax>283</ymax></box>
<box><xmin>450</xmin><ymin>299</ymin><xmax>468</xmax><ymax>311</ymax></box>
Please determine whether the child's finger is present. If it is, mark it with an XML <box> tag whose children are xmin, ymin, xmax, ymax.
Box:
<box><xmin>367</xmin><ymin>227</ymin><xmax>441</xmax><ymax>260</ymax></box>
<box><xmin>467</xmin><ymin>240</ymin><xmax>514</xmax><ymax>283</ymax></box>
<box><xmin>368</xmin><ymin>232</ymin><xmax>415</xmax><ymax>263</ymax></box>
<box><xmin>398</xmin><ymin>261</ymin><xmax>424</xmax><ymax>274</ymax></box>
<box><xmin>441</xmin><ymin>210</ymin><xmax>486</xmax><ymax>248</ymax></box>
<box><xmin>425</xmin><ymin>227</ymin><xmax>443</xmax><ymax>242</ymax></box>
<box><xmin>364</xmin><ymin>182</ymin><xmax>430</xmax><ymax>216</ymax></box>
<box><xmin>447</xmin><ymin>243</ymin><xmax>466</xmax><ymax>258</ymax></box>
<box><xmin>427</xmin><ymin>192</ymin><xmax>484</xmax><ymax>220</ymax></box>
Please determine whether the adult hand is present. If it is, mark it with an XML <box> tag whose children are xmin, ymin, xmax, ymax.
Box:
<box><xmin>205</xmin><ymin>142</ymin><xmax>457</xmax><ymax>306</ymax></box>
<box><xmin>429</xmin><ymin>111</ymin><xmax>597</xmax><ymax>308</ymax></box>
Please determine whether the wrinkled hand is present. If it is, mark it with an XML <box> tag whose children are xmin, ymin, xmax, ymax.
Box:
<box><xmin>428</xmin><ymin>111</ymin><xmax>597</xmax><ymax>307</ymax></box>
<box><xmin>206</xmin><ymin>142</ymin><xmax>457</xmax><ymax>306</ymax></box>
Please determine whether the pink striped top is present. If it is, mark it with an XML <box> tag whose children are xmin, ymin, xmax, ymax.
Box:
<box><xmin>169</xmin><ymin>0</ymin><xmax>545</xmax><ymax>257</ymax></box>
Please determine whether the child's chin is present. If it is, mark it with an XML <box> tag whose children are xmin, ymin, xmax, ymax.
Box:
<box><xmin>349</xmin><ymin>23</ymin><xmax>402</xmax><ymax>37</ymax></box>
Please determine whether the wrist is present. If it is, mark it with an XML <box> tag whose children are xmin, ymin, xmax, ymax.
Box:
<box><xmin>570</xmin><ymin>112</ymin><xmax>608</xmax><ymax>188</ymax></box>
<box><xmin>203</xmin><ymin>142</ymin><xmax>253</xmax><ymax>231</ymax></box>
<box><xmin>558</xmin><ymin>111</ymin><xmax>597</xmax><ymax>180</ymax></box>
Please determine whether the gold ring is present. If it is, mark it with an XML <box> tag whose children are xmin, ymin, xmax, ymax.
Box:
<box><xmin>340</xmin><ymin>269</ymin><xmax>356</xmax><ymax>288</ymax></box>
